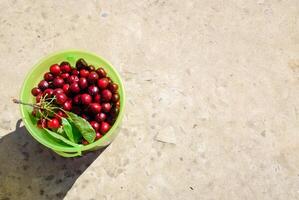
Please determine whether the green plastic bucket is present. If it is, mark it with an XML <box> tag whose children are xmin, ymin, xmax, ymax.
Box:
<box><xmin>19</xmin><ymin>49</ymin><xmax>125</xmax><ymax>157</ymax></box>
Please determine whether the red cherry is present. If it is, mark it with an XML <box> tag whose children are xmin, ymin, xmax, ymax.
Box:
<box><xmin>71</xmin><ymin>69</ymin><xmax>79</xmax><ymax>76</ymax></box>
<box><xmin>55</xmin><ymin>110</ymin><xmax>66</xmax><ymax>121</ymax></box>
<box><xmin>82</xmin><ymin>139</ymin><xmax>89</xmax><ymax>145</ymax></box>
<box><xmin>76</xmin><ymin>58</ymin><xmax>88</xmax><ymax>70</ymax></box>
<box><xmin>95</xmin><ymin>132</ymin><xmax>102</xmax><ymax>140</ymax></box>
<box><xmin>47</xmin><ymin>118</ymin><xmax>60</xmax><ymax>129</ymax></box>
<box><xmin>43</xmin><ymin>88</ymin><xmax>54</xmax><ymax>97</ymax></box>
<box><xmin>70</xmin><ymin>82</ymin><xmax>80</xmax><ymax>93</ymax></box>
<box><xmin>53</xmin><ymin>88</ymin><xmax>64</xmax><ymax>95</ymax></box>
<box><xmin>60</xmin><ymin>62</ymin><xmax>72</xmax><ymax>73</ymax></box>
<box><xmin>87</xmin><ymin>72</ymin><xmax>99</xmax><ymax>84</ymax></box>
<box><xmin>102</xmin><ymin>103</ymin><xmax>111</xmax><ymax>113</ymax></box>
<box><xmin>63</xmin><ymin>100</ymin><xmax>72</xmax><ymax>111</ymax></box>
<box><xmin>111</xmin><ymin>93</ymin><xmax>120</xmax><ymax>102</ymax></box>
<box><xmin>79</xmin><ymin>69</ymin><xmax>90</xmax><ymax>78</ymax></box>
<box><xmin>38</xmin><ymin>80</ymin><xmax>49</xmax><ymax>91</ymax></box>
<box><xmin>31</xmin><ymin>87</ymin><xmax>41</xmax><ymax>96</ymax></box>
<box><xmin>79</xmin><ymin>77</ymin><xmax>88</xmax><ymax>89</ymax></box>
<box><xmin>100</xmin><ymin>122</ymin><xmax>110</xmax><ymax>134</ymax></box>
<box><xmin>97</xmin><ymin>78</ymin><xmax>109</xmax><ymax>89</ymax></box>
<box><xmin>37</xmin><ymin>119</ymin><xmax>47</xmax><ymax>128</ymax></box>
<box><xmin>108</xmin><ymin>83</ymin><xmax>118</xmax><ymax>92</ymax></box>
<box><xmin>56</xmin><ymin>93</ymin><xmax>67</xmax><ymax>105</ymax></box>
<box><xmin>93</xmin><ymin>94</ymin><xmax>101</xmax><ymax>102</ymax></box>
<box><xmin>101</xmin><ymin>89</ymin><xmax>112</xmax><ymax>101</ymax></box>
<box><xmin>88</xmin><ymin>85</ymin><xmax>99</xmax><ymax>96</ymax></box>
<box><xmin>96</xmin><ymin>68</ymin><xmax>107</xmax><ymax>78</ymax></box>
<box><xmin>67</xmin><ymin>75</ymin><xmax>79</xmax><ymax>84</ymax></box>
<box><xmin>50</xmin><ymin>64</ymin><xmax>61</xmax><ymax>76</ymax></box>
<box><xmin>32</xmin><ymin>109</ymin><xmax>37</xmax><ymax>117</ymax></box>
<box><xmin>81</xmin><ymin>93</ymin><xmax>92</xmax><ymax>105</ymax></box>
<box><xmin>36</xmin><ymin>93</ymin><xmax>43</xmax><ymax>103</ymax></box>
<box><xmin>73</xmin><ymin>94</ymin><xmax>81</xmax><ymax>105</ymax></box>
<box><xmin>62</xmin><ymin>84</ymin><xmax>70</xmax><ymax>94</ymax></box>
<box><xmin>89</xmin><ymin>103</ymin><xmax>101</xmax><ymax>114</ymax></box>
<box><xmin>95</xmin><ymin>113</ymin><xmax>106</xmax><ymax>123</ymax></box>
<box><xmin>90</xmin><ymin>121</ymin><xmax>100</xmax><ymax>131</ymax></box>
<box><xmin>44</xmin><ymin>72</ymin><xmax>54</xmax><ymax>81</ymax></box>
<box><xmin>53</xmin><ymin>77</ymin><xmax>64</xmax><ymax>88</ymax></box>
<box><xmin>61</xmin><ymin>73</ymin><xmax>70</xmax><ymax>80</ymax></box>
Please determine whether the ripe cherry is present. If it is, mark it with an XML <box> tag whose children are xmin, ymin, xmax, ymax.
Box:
<box><xmin>60</xmin><ymin>62</ymin><xmax>72</xmax><ymax>73</ymax></box>
<box><xmin>101</xmin><ymin>103</ymin><xmax>111</xmax><ymax>113</ymax></box>
<box><xmin>70</xmin><ymin>82</ymin><xmax>80</xmax><ymax>93</ymax></box>
<box><xmin>87</xmin><ymin>72</ymin><xmax>99</xmax><ymax>84</ymax></box>
<box><xmin>93</xmin><ymin>94</ymin><xmax>101</xmax><ymax>102</ymax></box>
<box><xmin>44</xmin><ymin>72</ymin><xmax>54</xmax><ymax>81</ymax></box>
<box><xmin>36</xmin><ymin>93</ymin><xmax>43</xmax><ymax>103</ymax></box>
<box><xmin>95</xmin><ymin>132</ymin><xmax>102</xmax><ymax>140</ymax></box>
<box><xmin>79</xmin><ymin>77</ymin><xmax>88</xmax><ymax>89</ymax></box>
<box><xmin>31</xmin><ymin>87</ymin><xmax>41</xmax><ymax>96</ymax></box>
<box><xmin>90</xmin><ymin>121</ymin><xmax>100</xmax><ymax>131</ymax></box>
<box><xmin>37</xmin><ymin>119</ymin><xmax>47</xmax><ymax>128</ymax></box>
<box><xmin>79</xmin><ymin>69</ymin><xmax>89</xmax><ymax>78</ymax></box>
<box><xmin>53</xmin><ymin>88</ymin><xmax>64</xmax><ymax>95</ymax></box>
<box><xmin>76</xmin><ymin>58</ymin><xmax>88</xmax><ymax>70</ymax></box>
<box><xmin>38</xmin><ymin>80</ymin><xmax>49</xmax><ymax>91</ymax></box>
<box><xmin>108</xmin><ymin>83</ymin><xmax>118</xmax><ymax>92</ymax></box>
<box><xmin>56</xmin><ymin>93</ymin><xmax>67</xmax><ymax>105</ymax></box>
<box><xmin>62</xmin><ymin>84</ymin><xmax>70</xmax><ymax>94</ymax></box>
<box><xmin>88</xmin><ymin>85</ymin><xmax>99</xmax><ymax>96</ymax></box>
<box><xmin>50</xmin><ymin>64</ymin><xmax>61</xmax><ymax>76</ymax></box>
<box><xmin>53</xmin><ymin>77</ymin><xmax>64</xmax><ymax>88</ymax></box>
<box><xmin>55</xmin><ymin>110</ymin><xmax>66</xmax><ymax>121</ymax></box>
<box><xmin>47</xmin><ymin>118</ymin><xmax>60</xmax><ymax>129</ymax></box>
<box><xmin>99</xmin><ymin>122</ymin><xmax>110</xmax><ymax>134</ymax></box>
<box><xmin>63</xmin><ymin>100</ymin><xmax>72</xmax><ymax>111</ymax></box>
<box><xmin>43</xmin><ymin>88</ymin><xmax>54</xmax><ymax>97</ymax></box>
<box><xmin>101</xmin><ymin>89</ymin><xmax>112</xmax><ymax>101</ymax></box>
<box><xmin>81</xmin><ymin>93</ymin><xmax>92</xmax><ymax>105</ymax></box>
<box><xmin>73</xmin><ymin>94</ymin><xmax>81</xmax><ymax>105</ymax></box>
<box><xmin>71</xmin><ymin>69</ymin><xmax>79</xmax><ymax>76</ymax></box>
<box><xmin>60</xmin><ymin>73</ymin><xmax>70</xmax><ymax>80</ymax></box>
<box><xmin>97</xmin><ymin>78</ymin><xmax>109</xmax><ymax>89</ymax></box>
<box><xmin>95</xmin><ymin>113</ymin><xmax>106</xmax><ymax>123</ymax></box>
<box><xmin>67</xmin><ymin>75</ymin><xmax>79</xmax><ymax>84</ymax></box>
<box><xmin>96</xmin><ymin>68</ymin><xmax>106</xmax><ymax>78</ymax></box>
<box><xmin>89</xmin><ymin>103</ymin><xmax>101</xmax><ymax>114</ymax></box>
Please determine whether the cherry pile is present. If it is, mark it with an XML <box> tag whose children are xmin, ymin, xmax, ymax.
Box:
<box><xmin>31</xmin><ymin>58</ymin><xmax>120</xmax><ymax>144</ymax></box>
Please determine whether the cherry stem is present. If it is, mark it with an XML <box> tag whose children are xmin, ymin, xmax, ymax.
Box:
<box><xmin>12</xmin><ymin>99</ymin><xmax>41</xmax><ymax>108</ymax></box>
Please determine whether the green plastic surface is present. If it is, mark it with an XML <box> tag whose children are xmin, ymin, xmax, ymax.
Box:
<box><xmin>19</xmin><ymin>49</ymin><xmax>125</xmax><ymax>157</ymax></box>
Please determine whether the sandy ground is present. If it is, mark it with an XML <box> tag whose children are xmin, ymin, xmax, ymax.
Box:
<box><xmin>0</xmin><ymin>0</ymin><xmax>298</xmax><ymax>199</ymax></box>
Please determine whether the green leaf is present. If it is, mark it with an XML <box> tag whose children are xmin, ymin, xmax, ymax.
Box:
<box><xmin>66</xmin><ymin>111</ymin><xmax>96</xmax><ymax>143</ymax></box>
<box><xmin>44</xmin><ymin>128</ymin><xmax>79</xmax><ymax>147</ymax></box>
<box><xmin>69</xmin><ymin>121</ymin><xmax>82</xmax><ymax>143</ymax></box>
<box><xmin>62</xmin><ymin>118</ymin><xmax>75</xmax><ymax>143</ymax></box>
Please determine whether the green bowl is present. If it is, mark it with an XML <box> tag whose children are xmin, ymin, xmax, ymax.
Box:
<box><xmin>19</xmin><ymin>49</ymin><xmax>125</xmax><ymax>157</ymax></box>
